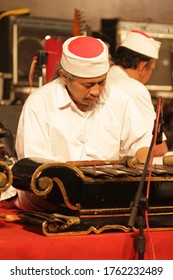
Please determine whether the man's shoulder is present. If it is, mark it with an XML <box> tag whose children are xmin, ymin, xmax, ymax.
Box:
<box><xmin>24</xmin><ymin>78</ymin><xmax>63</xmax><ymax>108</ymax></box>
<box><xmin>29</xmin><ymin>78</ymin><xmax>61</xmax><ymax>98</ymax></box>
<box><xmin>106</xmin><ymin>82</ymin><xmax>132</xmax><ymax>104</ymax></box>
<box><xmin>108</xmin><ymin>65</ymin><xmax>127</xmax><ymax>80</ymax></box>
<box><xmin>108</xmin><ymin>71</ymin><xmax>148</xmax><ymax>100</ymax></box>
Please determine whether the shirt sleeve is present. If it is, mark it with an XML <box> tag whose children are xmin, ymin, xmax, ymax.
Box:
<box><xmin>119</xmin><ymin>97</ymin><xmax>152</xmax><ymax>158</ymax></box>
<box><xmin>15</xmin><ymin>92</ymin><xmax>54</xmax><ymax>161</ymax></box>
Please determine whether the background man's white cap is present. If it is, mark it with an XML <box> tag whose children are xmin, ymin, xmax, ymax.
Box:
<box><xmin>60</xmin><ymin>36</ymin><xmax>110</xmax><ymax>77</ymax></box>
<box><xmin>121</xmin><ymin>30</ymin><xmax>161</xmax><ymax>59</ymax></box>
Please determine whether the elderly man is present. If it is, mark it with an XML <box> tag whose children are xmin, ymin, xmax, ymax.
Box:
<box><xmin>1</xmin><ymin>35</ymin><xmax>152</xmax><ymax>211</ymax></box>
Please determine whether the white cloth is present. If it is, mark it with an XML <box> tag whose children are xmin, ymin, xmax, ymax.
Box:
<box><xmin>61</xmin><ymin>36</ymin><xmax>110</xmax><ymax>78</ymax></box>
<box><xmin>16</xmin><ymin>78</ymin><xmax>152</xmax><ymax>162</ymax></box>
<box><xmin>121</xmin><ymin>30</ymin><xmax>161</xmax><ymax>59</ymax></box>
<box><xmin>0</xmin><ymin>185</ymin><xmax>17</xmax><ymax>201</ymax></box>
<box><xmin>107</xmin><ymin>65</ymin><xmax>166</xmax><ymax>141</ymax></box>
<box><xmin>15</xmin><ymin>78</ymin><xmax>153</xmax><ymax>211</ymax></box>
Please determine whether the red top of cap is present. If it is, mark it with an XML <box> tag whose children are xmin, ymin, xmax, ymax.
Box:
<box><xmin>131</xmin><ymin>29</ymin><xmax>152</xmax><ymax>38</ymax></box>
<box><xmin>68</xmin><ymin>36</ymin><xmax>104</xmax><ymax>58</ymax></box>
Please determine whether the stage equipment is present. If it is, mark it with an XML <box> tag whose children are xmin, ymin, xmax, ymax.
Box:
<box><xmin>8</xmin><ymin>156</ymin><xmax>173</xmax><ymax>236</ymax></box>
<box><xmin>0</xmin><ymin>73</ymin><xmax>13</xmax><ymax>103</ymax></box>
<box><xmin>35</xmin><ymin>50</ymin><xmax>48</xmax><ymax>87</ymax></box>
<box><xmin>0</xmin><ymin>105</ymin><xmax>22</xmax><ymax>156</ymax></box>
<box><xmin>0</xmin><ymin>15</ymin><xmax>73</xmax><ymax>99</ymax></box>
<box><xmin>12</xmin><ymin>16</ymin><xmax>73</xmax><ymax>88</ymax></box>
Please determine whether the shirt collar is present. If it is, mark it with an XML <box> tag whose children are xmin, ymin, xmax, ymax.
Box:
<box><xmin>56</xmin><ymin>79</ymin><xmax>71</xmax><ymax>109</ymax></box>
<box><xmin>113</xmin><ymin>65</ymin><xmax>129</xmax><ymax>78</ymax></box>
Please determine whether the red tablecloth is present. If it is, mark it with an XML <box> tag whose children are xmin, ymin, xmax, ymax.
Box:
<box><xmin>0</xmin><ymin>208</ymin><xmax>173</xmax><ymax>260</ymax></box>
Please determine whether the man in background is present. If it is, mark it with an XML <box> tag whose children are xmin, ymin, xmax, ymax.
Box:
<box><xmin>107</xmin><ymin>29</ymin><xmax>168</xmax><ymax>156</ymax></box>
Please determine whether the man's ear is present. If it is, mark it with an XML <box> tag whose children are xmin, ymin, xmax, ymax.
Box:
<box><xmin>137</xmin><ymin>61</ymin><xmax>148</xmax><ymax>73</ymax></box>
<box><xmin>59</xmin><ymin>69</ymin><xmax>67</xmax><ymax>85</ymax></box>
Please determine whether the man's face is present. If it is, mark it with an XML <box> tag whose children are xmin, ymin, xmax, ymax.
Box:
<box><xmin>61</xmin><ymin>73</ymin><xmax>107</xmax><ymax>111</ymax></box>
<box><xmin>140</xmin><ymin>58</ymin><xmax>157</xmax><ymax>85</ymax></box>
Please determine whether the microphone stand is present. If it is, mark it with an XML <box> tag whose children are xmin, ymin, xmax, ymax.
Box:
<box><xmin>36</xmin><ymin>50</ymin><xmax>48</xmax><ymax>87</ymax></box>
<box><xmin>127</xmin><ymin>96</ymin><xmax>163</xmax><ymax>260</ymax></box>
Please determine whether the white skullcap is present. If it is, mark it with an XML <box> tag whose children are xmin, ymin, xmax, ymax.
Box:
<box><xmin>121</xmin><ymin>30</ymin><xmax>161</xmax><ymax>59</ymax></box>
<box><xmin>60</xmin><ymin>36</ymin><xmax>110</xmax><ymax>77</ymax></box>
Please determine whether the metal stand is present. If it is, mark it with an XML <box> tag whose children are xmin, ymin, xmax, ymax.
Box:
<box><xmin>36</xmin><ymin>50</ymin><xmax>48</xmax><ymax>87</ymax></box>
<box><xmin>127</xmin><ymin>96</ymin><xmax>163</xmax><ymax>260</ymax></box>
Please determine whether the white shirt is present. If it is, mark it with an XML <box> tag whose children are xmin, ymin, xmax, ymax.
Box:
<box><xmin>107</xmin><ymin>65</ymin><xmax>166</xmax><ymax>140</ymax></box>
<box><xmin>15</xmin><ymin>78</ymin><xmax>152</xmax><ymax>162</ymax></box>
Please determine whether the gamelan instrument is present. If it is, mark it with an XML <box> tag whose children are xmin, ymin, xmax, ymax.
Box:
<box><xmin>7</xmin><ymin>157</ymin><xmax>173</xmax><ymax>235</ymax></box>
<box><xmin>0</xmin><ymin>160</ymin><xmax>13</xmax><ymax>194</ymax></box>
